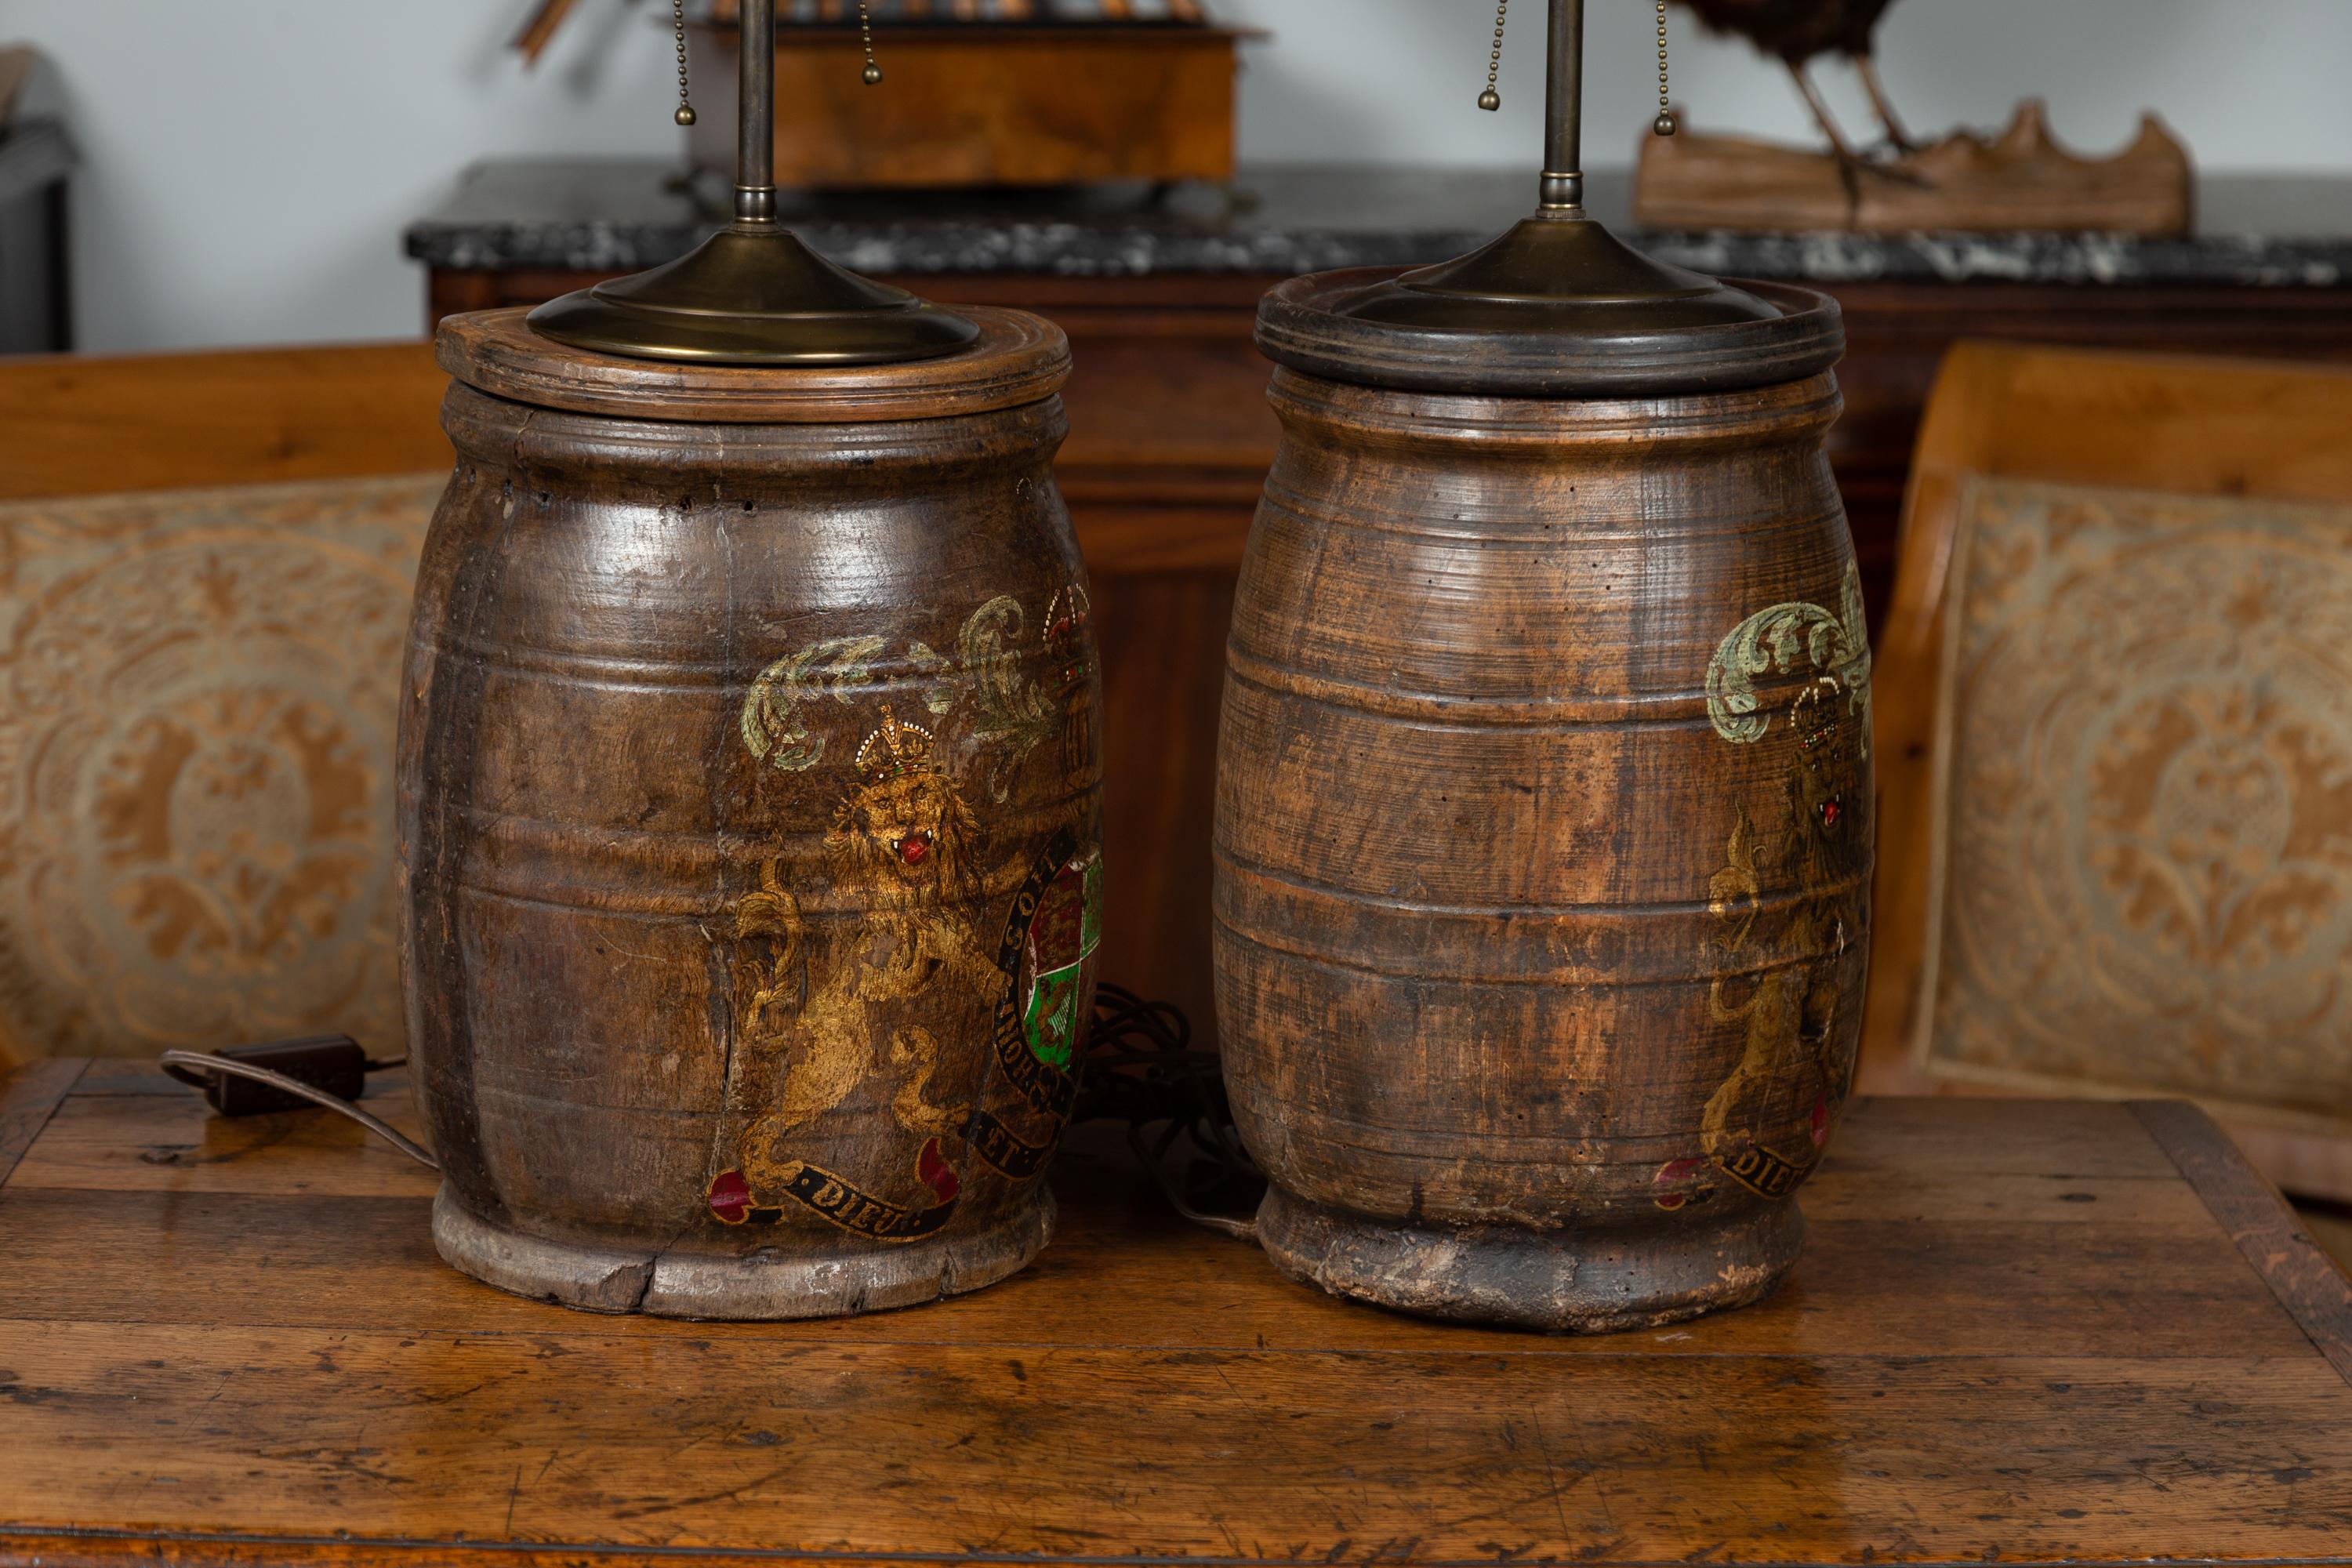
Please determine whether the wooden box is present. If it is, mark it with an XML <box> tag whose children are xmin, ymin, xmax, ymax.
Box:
<box><xmin>687</xmin><ymin>21</ymin><xmax>1245</xmax><ymax>189</ymax></box>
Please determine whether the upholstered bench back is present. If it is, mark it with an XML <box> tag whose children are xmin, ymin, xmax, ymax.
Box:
<box><xmin>0</xmin><ymin>340</ymin><xmax>448</xmax><ymax>1067</ymax></box>
<box><xmin>0</xmin><ymin>477</ymin><xmax>440</xmax><ymax>1061</ymax></box>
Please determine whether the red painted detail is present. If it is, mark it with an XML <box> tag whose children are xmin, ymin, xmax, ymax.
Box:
<box><xmin>1653</xmin><ymin>1155</ymin><xmax>1705</xmax><ymax>1209</ymax></box>
<box><xmin>917</xmin><ymin>1137</ymin><xmax>961</xmax><ymax>1203</ymax></box>
<box><xmin>898</xmin><ymin>830</ymin><xmax>932</xmax><ymax>866</ymax></box>
<box><xmin>1820</xmin><ymin>798</ymin><xmax>1842</xmax><ymax>829</ymax></box>
<box><xmin>708</xmin><ymin>1169</ymin><xmax>753</xmax><ymax>1225</ymax></box>
<box><xmin>1811</xmin><ymin>1096</ymin><xmax>1831</xmax><ymax>1146</ymax></box>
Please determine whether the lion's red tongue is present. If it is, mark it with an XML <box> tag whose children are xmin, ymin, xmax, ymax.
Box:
<box><xmin>898</xmin><ymin>834</ymin><xmax>930</xmax><ymax>866</ymax></box>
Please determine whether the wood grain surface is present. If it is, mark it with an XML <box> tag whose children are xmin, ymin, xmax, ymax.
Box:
<box><xmin>434</xmin><ymin>307</ymin><xmax>1070</xmax><ymax>423</ymax></box>
<box><xmin>0</xmin><ymin>343</ymin><xmax>450</xmax><ymax>503</ymax></box>
<box><xmin>3</xmin><ymin>1068</ymin><xmax>2350</xmax><ymax>1566</ymax></box>
<box><xmin>686</xmin><ymin>27</ymin><xmax>1243</xmax><ymax>190</ymax></box>
<box><xmin>1633</xmin><ymin>103</ymin><xmax>2193</xmax><ymax>237</ymax></box>
<box><xmin>2133</xmin><ymin>1098</ymin><xmax>2352</xmax><ymax>1388</ymax></box>
<box><xmin>0</xmin><ymin>1058</ymin><xmax>84</xmax><ymax>1186</ymax></box>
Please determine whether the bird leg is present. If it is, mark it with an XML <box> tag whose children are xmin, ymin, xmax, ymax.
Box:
<box><xmin>1855</xmin><ymin>53</ymin><xmax>1921</xmax><ymax>154</ymax></box>
<box><xmin>1788</xmin><ymin>61</ymin><xmax>1927</xmax><ymax>215</ymax></box>
<box><xmin>1788</xmin><ymin>62</ymin><xmax>1869</xmax><ymax>212</ymax></box>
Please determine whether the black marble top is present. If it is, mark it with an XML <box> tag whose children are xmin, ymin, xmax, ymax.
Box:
<box><xmin>0</xmin><ymin>118</ymin><xmax>72</xmax><ymax>205</ymax></box>
<box><xmin>405</xmin><ymin>161</ymin><xmax>2352</xmax><ymax>289</ymax></box>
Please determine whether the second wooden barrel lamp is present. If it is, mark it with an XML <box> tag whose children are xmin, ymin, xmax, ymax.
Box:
<box><xmin>1213</xmin><ymin>0</ymin><xmax>1873</xmax><ymax>1330</ymax></box>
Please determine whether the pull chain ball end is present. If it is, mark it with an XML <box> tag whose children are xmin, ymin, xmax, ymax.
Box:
<box><xmin>863</xmin><ymin>63</ymin><xmax>883</xmax><ymax>85</ymax></box>
<box><xmin>1477</xmin><ymin>0</ymin><xmax>1504</xmax><ymax>111</ymax></box>
<box><xmin>670</xmin><ymin>0</ymin><xmax>696</xmax><ymax>125</ymax></box>
<box><xmin>1652</xmin><ymin>0</ymin><xmax>1676</xmax><ymax>134</ymax></box>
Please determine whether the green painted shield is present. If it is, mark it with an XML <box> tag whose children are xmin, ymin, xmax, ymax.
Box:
<box><xmin>1022</xmin><ymin>848</ymin><xmax>1103</xmax><ymax>1069</ymax></box>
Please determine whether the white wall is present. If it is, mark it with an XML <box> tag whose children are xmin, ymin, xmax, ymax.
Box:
<box><xmin>4</xmin><ymin>0</ymin><xmax>2350</xmax><ymax>353</ymax></box>
<box><xmin>1221</xmin><ymin>0</ymin><xmax>2352</xmax><ymax>179</ymax></box>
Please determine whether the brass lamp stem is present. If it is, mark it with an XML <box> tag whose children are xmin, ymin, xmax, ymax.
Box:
<box><xmin>1325</xmin><ymin>0</ymin><xmax>1771</xmax><ymax>330</ymax></box>
<box><xmin>1540</xmin><ymin>0</ymin><xmax>1584</xmax><ymax>212</ymax></box>
<box><xmin>736</xmin><ymin>0</ymin><xmax>778</xmax><ymax>224</ymax></box>
<box><xmin>517</xmin><ymin>0</ymin><xmax>999</xmax><ymax>361</ymax></box>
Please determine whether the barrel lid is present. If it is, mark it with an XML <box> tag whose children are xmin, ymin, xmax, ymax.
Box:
<box><xmin>1256</xmin><ymin>219</ymin><xmax>1845</xmax><ymax>399</ymax></box>
<box><xmin>438</xmin><ymin>306</ymin><xmax>1069</xmax><ymax>426</ymax></box>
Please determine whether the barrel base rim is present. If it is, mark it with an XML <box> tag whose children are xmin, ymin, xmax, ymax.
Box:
<box><xmin>430</xmin><ymin>1184</ymin><xmax>1054</xmax><ymax>1321</ymax></box>
<box><xmin>1254</xmin><ymin>1185</ymin><xmax>1802</xmax><ymax>1334</ymax></box>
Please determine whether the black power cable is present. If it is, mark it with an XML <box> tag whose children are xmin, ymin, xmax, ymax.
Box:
<box><xmin>1068</xmin><ymin>982</ymin><xmax>1263</xmax><ymax>1240</ymax></box>
<box><xmin>161</xmin><ymin>982</ymin><xmax>1264</xmax><ymax>1237</ymax></box>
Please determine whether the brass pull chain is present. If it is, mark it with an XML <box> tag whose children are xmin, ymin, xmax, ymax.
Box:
<box><xmin>1474</xmin><ymin>2</ymin><xmax>1675</xmax><ymax>132</ymax></box>
<box><xmin>674</xmin><ymin>1</ymin><xmax>878</xmax><ymax>114</ymax></box>
<box><xmin>1478</xmin><ymin>0</ymin><xmax>1506</xmax><ymax>111</ymax></box>
<box><xmin>672</xmin><ymin>0</ymin><xmax>697</xmax><ymax>125</ymax></box>
<box><xmin>1653</xmin><ymin>0</ymin><xmax>1677</xmax><ymax>135</ymax></box>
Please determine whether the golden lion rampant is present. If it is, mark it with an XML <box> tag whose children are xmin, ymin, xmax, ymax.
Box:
<box><xmin>1701</xmin><ymin>679</ymin><xmax>1867</xmax><ymax>1174</ymax></box>
<box><xmin>727</xmin><ymin>740</ymin><xmax>1003</xmax><ymax>1200</ymax></box>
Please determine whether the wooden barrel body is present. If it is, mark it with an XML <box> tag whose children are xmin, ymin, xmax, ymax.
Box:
<box><xmin>1216</xmin><ymin>275</ymin><xmax>1870</xmax><ymax>1330</ymax></box>
<box><xmin>399</xmin><ymin>308</ymin><xmax>1102</xmax><ymax>1319</ymax></box>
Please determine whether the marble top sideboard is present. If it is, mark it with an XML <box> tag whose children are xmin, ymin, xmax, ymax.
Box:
<box><xmin>406</xmin><ymin>162</ymin><xmax>2352</xmax><ymax>289</ymax></box>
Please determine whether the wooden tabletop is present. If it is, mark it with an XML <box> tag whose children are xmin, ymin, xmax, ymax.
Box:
<box><xmin>3</xmin><ymin>1061</ymin><xmax>2350</xmax><ymax>1568</ymax></box>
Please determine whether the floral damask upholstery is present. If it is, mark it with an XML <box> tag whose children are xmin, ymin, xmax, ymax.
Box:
<box><xmin>1919</xmin><ymin>474</ymin><xmax>2352</xmax><ymax>1134</ymax></box>
<box><xmin>0</xmin><ymin>477</ymin><xmax>439</xmax><ymax>1063</ymax></box>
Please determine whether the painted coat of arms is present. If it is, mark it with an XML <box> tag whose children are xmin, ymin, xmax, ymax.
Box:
<box><xmin>704</xmin><ymin>589</ymin><xmax>1102</xmax><ymax>1241</ymax></box>
<box><xmin>1657</xmin><ymin>563</ymin><xmax>1874</xmax><ymax>1211</ymax></box>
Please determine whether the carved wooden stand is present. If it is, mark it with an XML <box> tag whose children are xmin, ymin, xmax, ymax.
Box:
<box><xmin>1635</xmin><ymin>100</ymin><xmax>2193</xmax><ymax>236</ymax></box>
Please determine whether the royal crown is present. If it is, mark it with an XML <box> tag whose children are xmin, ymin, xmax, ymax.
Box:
<box><xmin>855</xmin><ymin>707</ymin><xmax>935</xmax><ymax>781</ymax></box>
<box><xmin>1790</xmin><ymin>675</ymin><xmax>1845</xmax><ymax>751</ymax></box>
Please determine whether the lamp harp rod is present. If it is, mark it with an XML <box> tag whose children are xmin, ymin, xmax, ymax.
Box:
<box><xmin>737</xmin><ymin>0</ymin><xmax>778</xmax><ymax>223</ymax></box>
<box><xmin>1541</xmin><ymin>0</ymin><xmax>1585</xmax><ymax>212</ymax></box>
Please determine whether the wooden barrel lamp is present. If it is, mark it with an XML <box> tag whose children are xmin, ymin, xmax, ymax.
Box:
<box><xmin>399</xmin><ymin>0</ymin><xmax>1102</xmax><ymax>1318</ymax></box>
<box><xmin>1214</xmin><ymin>0</ymin><xmax>1871</xmax><ymax>1331</ymax></box>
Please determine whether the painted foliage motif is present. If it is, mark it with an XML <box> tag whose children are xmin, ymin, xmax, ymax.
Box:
<box><xmin>1658</xmin><ymin>563</ymin><xmax>1872</xmax><ymax>1210</ymax></box>
<box><xmin>707</xmin><ymin>590</ymin><xmax>1102</xmax><ymax>1240</ymax></box>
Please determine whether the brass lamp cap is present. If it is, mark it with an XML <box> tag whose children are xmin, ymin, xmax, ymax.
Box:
<box><xmin>1256</xmin><ymin>214</ymin><xmax>1844</xmax><ymax>398</ymax></box>
<box><xmin>1248</xmin><ymin>0</ymin><xmax>1839</xmax><ymax>396</ymax></box>
<box><xmin>1335</xmin><ymin>212</ymin><xmax>1779</xmax><ymax>336</ymax></box>
<box><xmin>528</xmin><ymin>224</ymin><xmax>980</xmax><ymax>367</ymax></box>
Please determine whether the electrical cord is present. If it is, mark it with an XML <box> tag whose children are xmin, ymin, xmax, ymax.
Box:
<box><xmin>157</xmin><ymin>1048</ymin><xmax>440</xmax><ymax>1171</ymax></box>
<box><xmin>1071</xmin><ymin>982</ymin><xmax>1263</xmax><ymax>1240</ymax></box>
<box><xmin>158</xmin><ymin>982</ymin><xmax>1263</xmax><ymax>1238</ymax></box>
